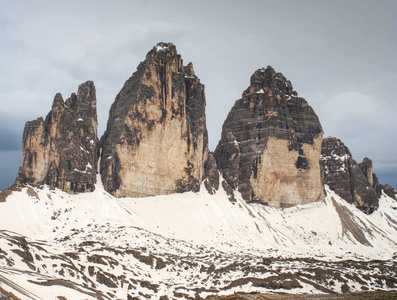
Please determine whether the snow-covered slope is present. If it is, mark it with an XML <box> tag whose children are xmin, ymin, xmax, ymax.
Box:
<box><xmin>0</xmin><ymin>179</ymin><xmax>396</xmax><ymax>299</ymax></box>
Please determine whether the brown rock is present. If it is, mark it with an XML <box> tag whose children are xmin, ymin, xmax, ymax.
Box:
<box><xmin>15</xmin><ymin>81</ymin><xmax>98</xmax><ymax>193</ymax></box>
<box><xmin>214</xmin><ymin>66</ymin><xmax>324</xmax><ymax>206</ymax></box>
<box><xmin>359</xmin><ymin>157</ymin><xmax>381</xmax><ymax>197</ymax></box>
<box><xmin>100</xmin><ymin>42</ymin><xmax>213</xmax><ymax>197</ymax></box>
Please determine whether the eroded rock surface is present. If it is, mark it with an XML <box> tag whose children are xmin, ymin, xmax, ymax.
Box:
<box><xmin>214</xmin><ymin>66</ymin><xmax>324</xmax><ymax>207</ymax></box>
<box><xmin>381</xmin><ymin>184</ymin><xmax>396</xmax><ymax>200</ymax></box>
<box><xmin>100</xmin><ymin>42</ymin><xmax>212</xmax><ymax>197</ymax></box>
<box><xmin>359</xmin><ymin>157</ymin><xmax>381</xmax><ymax>197</ymax></box>
<box><xmin>203</xmin><ymin>153</ymin><xmax>220</xmax><ymax>195</ymax></box>
<box><xmin>15</xmin><ymin>81</ymin><xmax>98</xmax><ymax>193</ymax></box>
<box><xmin>320</xmin><ymin>137</ymin><xmax>379</xmax><ymax>213</ymax></box>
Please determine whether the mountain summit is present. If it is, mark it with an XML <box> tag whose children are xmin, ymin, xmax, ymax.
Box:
<box><xmin>15</xmin><ymin>81</ymin><xmax>98</xmax><ymax>193</ymax></box>
<box><xmin>9</xmin><ymin>43</ymin><xmax>395</xmax><ymax>208</ymax></box>
<box><xmin>214</xmin><ymin>66</ymin><xmax>324</xmax><ymax>206</ymax></box>
<box><xmin>99</xmin><ymin>42</ymin><xmax>212</xmax><ymax>197</ymax></box>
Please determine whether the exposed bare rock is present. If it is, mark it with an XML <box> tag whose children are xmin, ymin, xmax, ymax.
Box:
<box><xmin>100</xmin><ymin>42</ymin><xmax>212</xmax><ymax>197</ymax></box>
<box><xmin>359</xmin><ymin>157</ymin><xmax>375</xmax><ymax>186</ymax></box>
<box><xmin>214</xmin><ymin>66</ymin><xmax>324</xmax><ymax>206</ymax></box>
<box><xmin>203</xmin><ymin>153</ymin><xmax>219</xmax><ymax>195</ymax></box>
<box><xmin>372</xmin><ymin>173</ymin><xmax>382</xmax><ymax>198</ymax></box>
<box><xmin>320</xmin><ymin>137</ymin><xmax>378</xmax><ymax>213</ymax></box>
<box><xmin>359</xmin><ymin>157</ymin><xmax>381</xmax><ymax>197</ymax></box>
<box><xmin>15</xmin><ymin>81</ymin><xmax>98</xmax><ymax>193</ymax></box>
<box><xmin>381</xmin><ymin>184</ymin><xmax>396</xmax><ymax>200</ymax></box>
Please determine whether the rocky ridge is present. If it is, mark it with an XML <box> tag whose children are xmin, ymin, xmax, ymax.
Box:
<box><xmin>1</xmin><ymin>42</ymin><xmax>397</xmax><ymax>299</ymax></box>
<box><xmin>15</xmin><ymin>81</ymin><xmax>98</xmax><ymax>193</ymax></box>
<box><xmin>99</xmin><ymin>42</ymin><xmax>213</xmax><ymax>197</ymax></box>
<box><xmin>320</xmin><ymin>137</ymin><xmax>380</xmax><ymax>213</ymax></box>
<box><xmin>382</xmin><ymin>184</ymin><xmax>396</xmax><ymax>200</ymax></box>
<box><xmin>214</xmin><ymin>66</ymin><xmax>324</xmax><ymax>207</ymax></box>
<box><xmin>8</xmin><ymin>42</ymin><xmax>395</xmax><ymax>210</ymax></box>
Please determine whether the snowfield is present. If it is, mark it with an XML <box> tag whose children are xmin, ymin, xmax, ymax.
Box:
<box><xmin>0</xmin><ymin>178</ymin><xmax>396</xmax><ymax>299</ymax></box>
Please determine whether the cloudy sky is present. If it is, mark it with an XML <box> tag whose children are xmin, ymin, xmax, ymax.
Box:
<box><xmin>1</xmin><ymin>0</ymin><xmax>396</xmax><ymax>190</ymax></box>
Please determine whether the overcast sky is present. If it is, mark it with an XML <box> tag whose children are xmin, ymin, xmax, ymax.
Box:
<box><xmin>1</xmin><ymin>0</ymin><xmax>396</xmax><ymax>190</ymax></box>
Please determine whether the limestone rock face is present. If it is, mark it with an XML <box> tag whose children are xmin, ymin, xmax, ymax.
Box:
<box><xmin>214</xmin><ymin>66</ymin><xmax>324</xmax><ymax>207</ymax></box>
<box><xmin>359</xmin><ymin>157</ymin><xmax>381</xmax><ymax>197</ymax></box>
<box><xmin>359</xmin><ymin>157</ymin><xmax>375</xmax><ymax>186</ymax></box>
<box><xmin>100</xmin><ymin>42</ymin><xmax>211</xmax><ymax>197</ymax></box>
<box><xmin>320</xmin><ymin>137</ymin><xmax>378</xmax><ymax>213</ymax></box>
<box><xmin>16</xmin><ymin>81</ymin><xmax>98</xmax><ymax>193</ymax></box>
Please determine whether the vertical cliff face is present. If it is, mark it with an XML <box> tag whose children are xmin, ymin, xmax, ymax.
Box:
<box><xmin>359</xmin><ymin>157</ymin><xmax>382</xmax><ymax>197</ymax></box>
<box><xmin>320</xmin><ymin>137</ymin><xmax>379</xmax><ymax>213</ymax></box>
<box><xmin>214</xmin><ymin>66</ymin><xmax>324</xmax><ymax>207</ymax></box>
<box><xmin>16</xmin><ymin>81</ymin><xmax>98</xmax><ymax>193</ymax></box>
<box><xmin>100</xmin><ymin>42</ymin><xmax>211</xmax><ymax>197</ymax></box>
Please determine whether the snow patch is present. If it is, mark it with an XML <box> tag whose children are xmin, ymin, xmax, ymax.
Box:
<box><xmin>156</xmin><ymin>45</ymin><xmax>168</xmax><ymax>52</ymax></box>
<box><xmin>79</xmin><ymin>146</ymin><xmax>89</xmax><ymax>154</ymax></box>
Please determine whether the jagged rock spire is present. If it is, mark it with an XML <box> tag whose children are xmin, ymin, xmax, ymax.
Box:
<box><xmin>100</xmin><ymin>42</ymin><xmax>213</xmax><ymax>197</ymax></box>
<box><xmin>15</xmin><ymin>81</ymin><xmax>98</xmax><ymax>193</ymax></box>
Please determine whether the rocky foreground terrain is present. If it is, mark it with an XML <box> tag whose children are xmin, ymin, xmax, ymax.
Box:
<box><xmin>208</xmin><ymin>291</ymin><xmax>397</xmax><ymax>300</ymax></box>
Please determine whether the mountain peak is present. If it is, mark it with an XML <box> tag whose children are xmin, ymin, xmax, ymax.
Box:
<box><xmin>51</xmin><ymin>93</ymin><xmax>64</xmax><ymax>110</ymax></box>
<box><xmin>154</xmin><ymin>41</ymin><xmax>175</xmax><ymax>52</ymax></box>
<box><xmin>16</xmin><ymin>82</ymin><xmax>98</xmax><ymax>193</ymax></box>
<box><xmin>145</xmin><ymin>42</ymin><xmax>180</xmax><ymax>64</ymax></box>
<box><xmin>100</xmin><ymin>42</ymin><xmax>212</xmax><ymax>197</ymax></box>
<box><xmin>215</xmin><ymin>65</ymin><xmax>324</xmax><ymax>206</ymax></box>
<box><xmin>243</xmin><ymin>65</ymin><xmax>295</xmax><ymax>97</ymax></box>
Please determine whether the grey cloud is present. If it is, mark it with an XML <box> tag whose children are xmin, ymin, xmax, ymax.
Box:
<box><xmin>376</xmin><ymin>165</ymin><xmax>397</xmax><ymax>190</ymax></box>
<box><xmin>0</xmin><ymin>113</ymin><xmax>25</xmax><ymax>151</ymax></box>
<box><xmin>0</xmin><ymin>150</ymin><xmax>21</xmax><ymax>190</ymax></box>
<box><xmin>308</xmin><ymin>90</ymin><xmax>397</xmax><ymax>188</ymax></box>
<box><xmin>0</xmin><ymin>130</ymin><xmax>22</xmax><ymax>151</ymax></box>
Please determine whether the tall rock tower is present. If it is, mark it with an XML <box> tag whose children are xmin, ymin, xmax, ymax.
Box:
<box><xmin>214</xmin><ymin>66</ymin><xmax>324</xmax><ymax>207</ymax></box>
<box><xmin>100</xmin><ymin>42</ymin><xmax>210</xmax><ymax>197</ymax></box>
<box><xmin>16</xmin><ymin>81</ymin><xmax>98</xmax><ymax>193</ymax></box>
